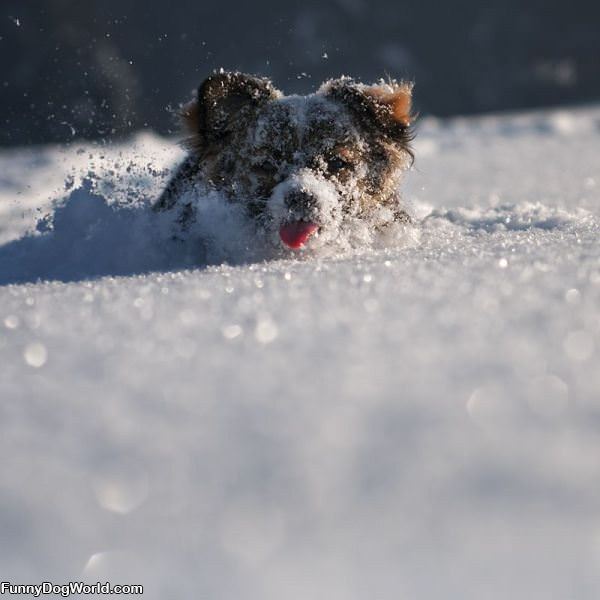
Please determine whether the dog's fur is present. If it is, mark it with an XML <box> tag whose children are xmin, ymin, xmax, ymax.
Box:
<box><xmin>155</xmin><ymin>71</ymin><xmax>414</xmax><ymax>248</ymax></box>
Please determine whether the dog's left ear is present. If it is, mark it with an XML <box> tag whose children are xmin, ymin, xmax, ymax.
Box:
<box><xmin>321</xmin><ymin>77</ymin><xmax>414</xmax><ymax>145</ymax></box>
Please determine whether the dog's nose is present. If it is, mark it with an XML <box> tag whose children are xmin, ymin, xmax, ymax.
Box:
<box><xmin>285</xmin><ymin>190</ymin><xmax>318</xmax><ymax>213</ymax></box>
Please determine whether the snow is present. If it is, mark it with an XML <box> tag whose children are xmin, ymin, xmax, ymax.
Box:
<box><xmin>1</xmin><ymin>106</ymin><xmax>600</xmax><ymax>599</ymax></box>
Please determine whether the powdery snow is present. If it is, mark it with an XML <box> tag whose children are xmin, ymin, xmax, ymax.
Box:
<box><xmin>1</xmin><ymin>107</ymin><xmax>599</xmax><ymax>599</ymax></box>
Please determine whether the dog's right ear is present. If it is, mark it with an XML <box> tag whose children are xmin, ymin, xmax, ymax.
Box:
<box><xmin>181</xmin><ymin>71</ymin><xmax>280</xmax><ymax>151</ymax></box>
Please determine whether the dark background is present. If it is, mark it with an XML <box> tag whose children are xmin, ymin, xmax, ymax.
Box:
<box><xmin>1</xmin><ymin>0</ymin><xmax>599</xmax><ymax>146</ymax></box>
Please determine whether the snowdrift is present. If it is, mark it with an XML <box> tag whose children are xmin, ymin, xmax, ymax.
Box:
<box><xmin>1</xmin><ymin>107</ymin><xmax>599</xmax><ymax>599</ymax></box>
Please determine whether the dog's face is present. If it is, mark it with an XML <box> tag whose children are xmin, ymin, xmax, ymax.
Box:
<box><xmin>182</xmin><ymin>72</ymin><xmax>414</xmax><ymax>249</ymax></box>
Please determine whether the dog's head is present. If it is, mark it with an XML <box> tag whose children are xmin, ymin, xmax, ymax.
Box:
<box><xmin>182</xmin><ymin>71</ymin><xmax>414</xmax><ymax>249</ymax></box>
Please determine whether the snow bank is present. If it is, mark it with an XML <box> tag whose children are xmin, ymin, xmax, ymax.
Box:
<box><xmin>1</xmin><ymin>107</ymin><xmax>600</xmax><ymax>599</ymax></box>
<box><xmin>0</xmin><ymin>132</ymin><xmax>420</xmax><ymax>285</ymax></box>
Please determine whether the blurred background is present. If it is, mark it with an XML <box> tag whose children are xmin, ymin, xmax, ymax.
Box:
<box><xmin>1</xmin><ymin>0</ymin><xmax>599</xmax><ymax>146</ymax></box>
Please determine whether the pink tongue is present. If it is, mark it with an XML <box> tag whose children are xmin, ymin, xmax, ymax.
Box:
<box><xmin>279</xmin><ymin>221</ymin><xmax>319</xmax><ymax>249</ymax></box>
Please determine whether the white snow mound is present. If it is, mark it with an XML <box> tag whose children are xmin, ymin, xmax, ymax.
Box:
<box><xmin>1</xmin><ymin>107</ymin><xmax>600</xmax><ymax>600</ymax></box>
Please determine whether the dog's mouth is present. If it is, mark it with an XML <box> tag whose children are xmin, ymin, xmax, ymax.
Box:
<box><xmin>279</xmin><ymin>221</ymin><xmax>320</xmax><ymax>250</ymax></box>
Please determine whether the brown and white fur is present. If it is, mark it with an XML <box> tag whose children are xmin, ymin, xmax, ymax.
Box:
<box><xmin>155</xmin><ymin>71</ymin><xmax>414</xmax><ymax>250</ymax></box>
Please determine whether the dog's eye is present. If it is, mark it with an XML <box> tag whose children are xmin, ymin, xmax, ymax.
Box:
<box><xmin>327</xmin><ymin>156</ymin><xmax>351</xmax><ymax>173</ymax></box>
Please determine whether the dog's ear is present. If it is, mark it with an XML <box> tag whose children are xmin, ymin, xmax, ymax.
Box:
<box><xmin>181</xmin><ymin>71</ymin><xmax>280</xmax><ymax>149</ymax></box>
<box><xmin>321</xmin><ymin>77</ymin><xmax>414</xmax><ymax>145</ymax></box>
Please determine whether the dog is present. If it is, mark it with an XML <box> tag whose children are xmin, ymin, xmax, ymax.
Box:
<box><xmin>155</xmin><ymin>71</ymin><xmax>414</xmax><ymax>250</ymax></box>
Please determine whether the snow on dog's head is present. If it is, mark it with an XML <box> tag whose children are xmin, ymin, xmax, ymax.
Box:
<box><xmin>158</xmin><ymin>71</ymin><xmax>415</xmax><ymax>251</ymax></box>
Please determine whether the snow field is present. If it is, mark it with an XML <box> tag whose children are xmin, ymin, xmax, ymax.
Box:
<box><xmin>1</xmin><ymin>106</ymin><xmax>599</xmax><ymax>599</ymax></box>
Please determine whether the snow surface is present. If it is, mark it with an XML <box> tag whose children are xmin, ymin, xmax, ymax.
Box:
<box><xmin>1</xmin><ymin>106</ymin><xmax>599</xmax><ymax>599</ymax></box>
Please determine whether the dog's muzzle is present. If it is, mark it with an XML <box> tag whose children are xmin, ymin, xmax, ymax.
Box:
<box><xmin>269</xmin><ymin>170</ymin><xmax>340</xmax><ymax>250</ymax></box>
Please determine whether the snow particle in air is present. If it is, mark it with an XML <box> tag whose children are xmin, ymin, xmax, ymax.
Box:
<box><xmin>82</xmin><ymin>550</ymin><xmax>139</xmax><ymax>580</ymax></box>
<box><xmin>93</xmin><ymin>473</ymin><xmax>148</xmax><ymax>515</ymax></box>
<box><xmin>82</xmin><ymin>552</ymin><xmax>110</xmax><ymax>578</ymax></box>
<box><xmin>564</xmin><ymin>288</ymin><xmax>581</xmax><ymax>304</ymax></box>
<box><xmin>222</xmin><ymin>324</ymin><xmax>243</xmax><ymax>340</ymax></box>
<box><xmin>4</xmin><ymin>315</ymin><xmax>19</xmax><ymax>329</ymax></box>
<box><xmin>563</xmin><ymin>330</ymin><xmax>595</xmax><ymax>361</ymax></box>
<box><xmin>466</xmin><ymin>385</ymin><xmax>513</xmax><ymax>427</ymax></box>
<box><xmin>283</xmin><ymin>272</ymin><xmax>292</xmax><ymax>281</ymax></box>
<box><xmin>498</xmin><ymin>258</ymin><xmax>508</xmax><ymax>269</ymax></box>
<box><xmin>23</xmin><ymin>342</ymin><xmax>48</xmax><ymax>368</ymax></box>
<box><xmin>550</xmin><ymin>112</ymin><xmax>576</xmax><ymax>135</ymax></box>
<box><xmin>363</xmin><ymin>274</ymin><xmax>372</xmax><ymax>283</ymax></box>
<box><xmin>92</xmin><ymin>469</ymin><xmax>149</xmax><ymax>514</ymax></box>
<box><xmin>255</xmin><ymin>318</ymin><xmax>278</xmax><ymax>344</ymax></box>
